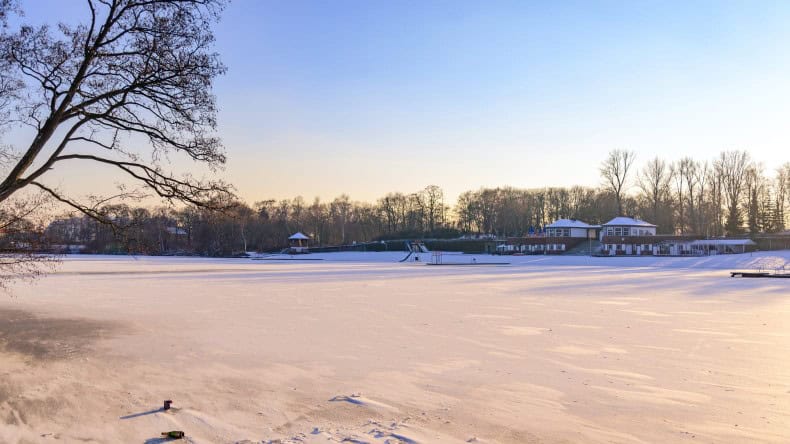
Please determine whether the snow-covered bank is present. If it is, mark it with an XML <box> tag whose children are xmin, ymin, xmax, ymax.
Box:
<box><xmin>65</xmin><ymin>249</ymin><xmax>790</xmax><ymax>271</ymax></box>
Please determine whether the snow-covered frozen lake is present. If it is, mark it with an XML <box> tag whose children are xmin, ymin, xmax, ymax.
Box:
<box><xmin>1</xmin><ymin>251</ymin><xmax>789</xmax><ymax>443</ymax></box>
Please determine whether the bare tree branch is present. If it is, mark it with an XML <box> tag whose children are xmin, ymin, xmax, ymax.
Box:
<box><xmin>0</xmin><ymin>0</ymin><xmax>232</xmax><ymax>219</ymax></box>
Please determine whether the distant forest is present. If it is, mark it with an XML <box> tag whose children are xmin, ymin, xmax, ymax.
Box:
<box><xmin>30</xmin><ymin>150</ymin><xmax>790</xmax><ymax>255</ymax></box>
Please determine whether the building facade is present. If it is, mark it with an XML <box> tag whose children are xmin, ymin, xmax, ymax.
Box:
<box><xmin>545</xmin><ymin>219</ymin><xmax>600</xmax><ymax>238</ymax></box>
<box><xmin>600</xmin><ymin>217</ymin><xmax>657</xmax><ymax>240</ymax></box>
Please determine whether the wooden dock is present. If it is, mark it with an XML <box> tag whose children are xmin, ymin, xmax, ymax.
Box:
<box><xmin>730</xmin><ymin>271</ymin><xmax>790</xmax><ymax>278</ymax></box>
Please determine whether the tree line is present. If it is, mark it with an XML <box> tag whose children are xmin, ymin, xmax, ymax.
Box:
<box><xmin>42</xmin><ymin>185</ymin><xmax>456</xmax><ymax>255</ymax></box>
<box><xmin>459</xmin><ymin>150</ymin><xmax>788</xmax><ymax>237</ymax></box>
<box><xmin>35</xmin><ymin>150</ymin><xmax>790</xmax><ymax>256</ymax></box>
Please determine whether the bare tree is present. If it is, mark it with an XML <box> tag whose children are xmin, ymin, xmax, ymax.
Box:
<box><xmin>679</xmin><ymin>158</ymin><xmax>698</xmax><ymax>234</ymax></box>
<box><xmin>0</xmin><ymin>2</ymin><xmax>21</xmax><ymax>124</ymax></box>
<box><xmin>0</xmin><ymin>0</ymin><xmax>232</xmax><ymax>214</ymax></box>
<box><xmin>233</xmin><ymin>202</ymin><xmax>254</xmax><ymax>253</ymax></box>
<box><xmin>600</xmin><ymin>149</ymin><xmax>635</xmax><ymax>215</ymax></box>
<box><xmin>330</xmin><ymin>194</ymin><xmax>351</xmax><ymax>244</ymax></box>
<box><xmin>423</xmin><ymin>185</ymin><xmax>444</xmax><ymax>232</ymax></box>
<box><xmin>693</xmin><ymin>161</ymin><xmax>709</xmax><ymax>235</ymax></box>
<box><xmin>708</xmin><ymin>164</ymin><xmax>724</xmax><ymax>236</ymax></box>
<box><xmin>777</xmin><ymin>163</ymin><xmax>789</xmax><ymax>231</ymax></box>
<box><xmin>744</xmin><ymin>165</ymin><xmax>764</xmax><ymax>233</ymax></box>
<box><xmin>304</xmin><ymin>198</ymin><xmax>327</xmax><ymax>245</ymax></box>
<box><xmin>290</xmin><ymin>196</ymin><xmax>305</xmax><ymax>229</ymax></box>
<box><xmin>454</xmin><ymin>190</ymin><xmax>478</xmax><ymax>233</ymax></box>
<box><xmin>671</xmin><ymin>160</ymin><xmax>686</xmax><ymax>234</ymax></box>
<box><xmin>715</xmin><ymin>151</ymin><xmax>752</xmax><ymax>235</ymax></box>
<box><xmin>637</xmin><ymin>157</ymin><xmax>672</xmax><ymax>226</ymax></box>
<box><xmin>0</xmin><ymin>0</ymin><xmax>232</xmax><ymax>282</ymax></box>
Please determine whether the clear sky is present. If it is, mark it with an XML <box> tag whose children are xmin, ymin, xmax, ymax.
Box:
<box><xmin>8</xmin><ymin>0</ymin><xmax>790</xmax><ymax>205</ymax></box>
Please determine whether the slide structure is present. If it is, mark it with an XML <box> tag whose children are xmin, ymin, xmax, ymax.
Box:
<box><xmin>398</xmin><ymin>251</ymin><xmax>413</xmax><ymax>262</ymax></box>
<box><xmin>399</xmin><ymin>241</ymin><xmax>429</xmax><ymax>262</ymax></box>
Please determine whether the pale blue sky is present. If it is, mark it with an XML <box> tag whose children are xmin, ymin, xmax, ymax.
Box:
<box><xmin>9</xmin><ymin>0</ymin><xmax>790</xmax><ymax>204</ymax></box>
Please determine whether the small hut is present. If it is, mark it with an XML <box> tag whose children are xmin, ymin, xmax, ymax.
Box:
<box><xmin>288</xmin><ymin>232</ymin><xmax>310</xmax><ymax>254</ymax></box>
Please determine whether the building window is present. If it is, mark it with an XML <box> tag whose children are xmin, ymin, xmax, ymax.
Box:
<box><xmin>613</xmin><ymin>227</ymin><xmax>631</xmax><ymax>236</ymax></box>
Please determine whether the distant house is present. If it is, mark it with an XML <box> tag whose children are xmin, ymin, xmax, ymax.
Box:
<box><xmin>545</xmin><ymin>219</ymin><xmax>600</xmax><ymax>238</ymax></box>
<box><xmin>504</xmin><ymin>215</ymin><xmax>758</xmax><ymax>256</ymax></box>
<box><xmin>598</xmin><ymin>214</ymin><xmax>757</xmax><ymax>256</ymax></box>
<box><xmin>600</xmin><ymin>217</ymin><xmax>660</xmax><ymax>255</ymax></box>
<box><xmin>601</xmin><ymin>234</ymin><xmax>697</xmax><ymax>256</ymax></box>
<box><xmin>503</xmin><ymin>218</ymin><xmax>599</xmax><ymax>255</ymax></box>
<box><xmin>600</xmin><ymin>217</ymin><xmax>657</xmax><ymax>240</ymax></box>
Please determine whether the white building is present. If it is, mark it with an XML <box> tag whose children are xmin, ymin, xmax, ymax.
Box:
<box><xmin>545</xmin><ymin>219</ymin><xmax>600</xmax><ymax>238</ymax></box>
<box><xmin>600</xmin><ymin>217</ymin><xmax>656</xmax><ymax>240</ymax></box>
<box><xmin>689</xmin><ymin>239</ymin><xmax>756</xmax><ymax>255</ymax></box>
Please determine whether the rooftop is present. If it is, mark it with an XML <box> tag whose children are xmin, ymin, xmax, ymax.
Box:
<box><xmin>603</xmin><ymin>217</ymin><xmax>656</xmax><ymax>227</ymax></box>
<box><xmin>690</xmin><ymin>239</ymin><xmax>756</xmax><ymax>246</ymax></box>
<box><xmin>546</xmin><ymin>219</ymin><xmax>600</xmax><ymax>229</ymax></box>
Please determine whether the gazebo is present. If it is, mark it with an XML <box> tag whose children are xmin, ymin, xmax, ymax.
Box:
<box><xmin>288</xmin><ymin>232</ymin><xmax>310</xmax><ymax>254</ymax></box>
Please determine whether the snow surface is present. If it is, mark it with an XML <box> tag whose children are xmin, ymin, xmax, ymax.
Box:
<box><xmin>1</xmin><ymin>250</ymin><xmax>789</xmax><ymax>443</ymax></box>
<box><xmin>249</xmin><ymin>250</ymin><xmax>790</xmax><ymax>271</ymax></box>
